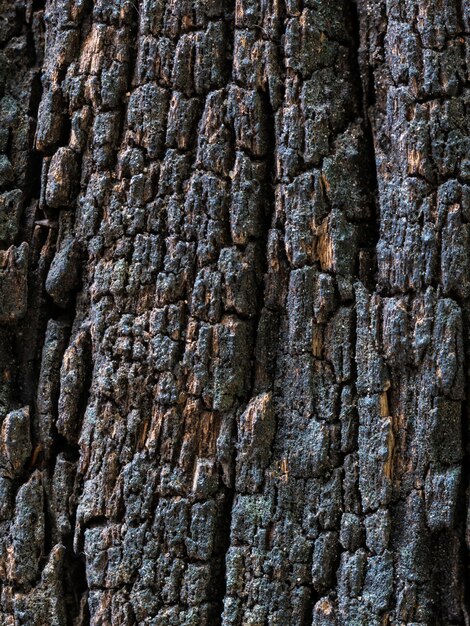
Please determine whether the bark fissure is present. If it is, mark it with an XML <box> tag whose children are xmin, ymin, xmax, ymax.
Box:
<box><xmin>349</xmin><ymin>0</ymin><xmax>381</xmax><ymax>292</ymax></box>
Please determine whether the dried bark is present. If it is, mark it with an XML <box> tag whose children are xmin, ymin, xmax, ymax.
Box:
<box><xmin>0</xmin><ymin>0</ymin><xmax>469</xmax><ymax>624</ymax></box>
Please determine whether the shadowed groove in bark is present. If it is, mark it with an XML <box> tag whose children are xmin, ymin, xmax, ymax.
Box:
<box><xmin>2</xmin><ymin>0</ymin><xmax>54</xmax><ymax>471</ymax></box>
<box><xmin>32</xmin><ymin>0</ymin><xmax>46</xmax><ymax>11</ymax></box>
<box><xmin>214</xmin><ymin>3</ymin><xmax>283</xmax><ymax>621</ymax></box>
<box><xmin>349</xmin><ymin>0</ymin><xmax>380</xmax><ymax>292</ymax></box>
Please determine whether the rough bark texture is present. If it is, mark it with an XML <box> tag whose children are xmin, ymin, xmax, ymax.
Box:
<box><xmin>0</xmin><ymin>0</ymin><xmax>469</xmax><ymax>624</ymax></box>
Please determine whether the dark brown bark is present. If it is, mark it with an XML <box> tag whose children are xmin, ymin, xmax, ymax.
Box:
<box><xmin>0</xmin><ymin>0</ymin><xmax>469</xmax><ymax>624</ymax></box>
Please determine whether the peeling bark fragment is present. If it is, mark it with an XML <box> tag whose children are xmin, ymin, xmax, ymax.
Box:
<box><xmin>235</xmin><ymin>392</ymin><xmax>275</xmax><ymax>493</ymax></box>
<box><xmin>0</xmin><ymin>407</ymin><xmax>31</xmax><ymax>474</ymax></box>
<box><xmin>0</xmin><ymin>243</ymin><xmax>28</xmax><ymax>323</ymax></box>
<box><xmin>10</xmin><ymin>472</ymin><xmax>44</xmax><ymax>586</ymax></box>
<box><xmin>57</xmin><ymin>327</ymin><xmax>91</xmax><ymax>445</ymax></box>
<box><xmin>0</xmin><ymin>190</ymin><xmax>23</xmax><ymax>246</ymax></box>
<box><xmin>36</xmin><ymin>319</ymin><xmax>70</xmax><ymax>455</ymax></box>
<box><xmin>45</xmin><ymin>147</ymin><xmax>79</xmax><ymax>209</ymax></box>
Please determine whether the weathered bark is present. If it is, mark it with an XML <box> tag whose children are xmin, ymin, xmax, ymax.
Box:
<box><xmin>0</xmin><ymin>0</ymin><xmax>469</xmax><ymax>624</ymax></box>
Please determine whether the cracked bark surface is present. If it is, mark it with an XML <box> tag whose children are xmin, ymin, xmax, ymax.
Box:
<box><xmin>0</xmin><ymin>0</ymin><xmax>469</xmax><ymax>624</ymax></box>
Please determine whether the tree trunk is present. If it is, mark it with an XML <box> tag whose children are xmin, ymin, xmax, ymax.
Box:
<box><xmin>0</xmin><ymin>0</ymin><xmax>469</xmax><ymax>623</ymax></box>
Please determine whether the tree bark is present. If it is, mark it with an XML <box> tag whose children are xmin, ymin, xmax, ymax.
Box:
<box><xmin>0</xmin><ymin>0</ymin><xmax>469</xmax><ymax>624</ymax></box>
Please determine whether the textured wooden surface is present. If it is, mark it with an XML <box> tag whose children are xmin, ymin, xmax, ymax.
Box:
<box><xmin>0</xmin><ymin>0</ymin><xmax>469</xmax><ymax>624</ymax></box>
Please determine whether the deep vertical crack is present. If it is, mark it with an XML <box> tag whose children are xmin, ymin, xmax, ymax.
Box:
<box><xmin>349</xmin><ymin>0</ymin><xmax>380</xmax><ymax>293</ymax></box>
